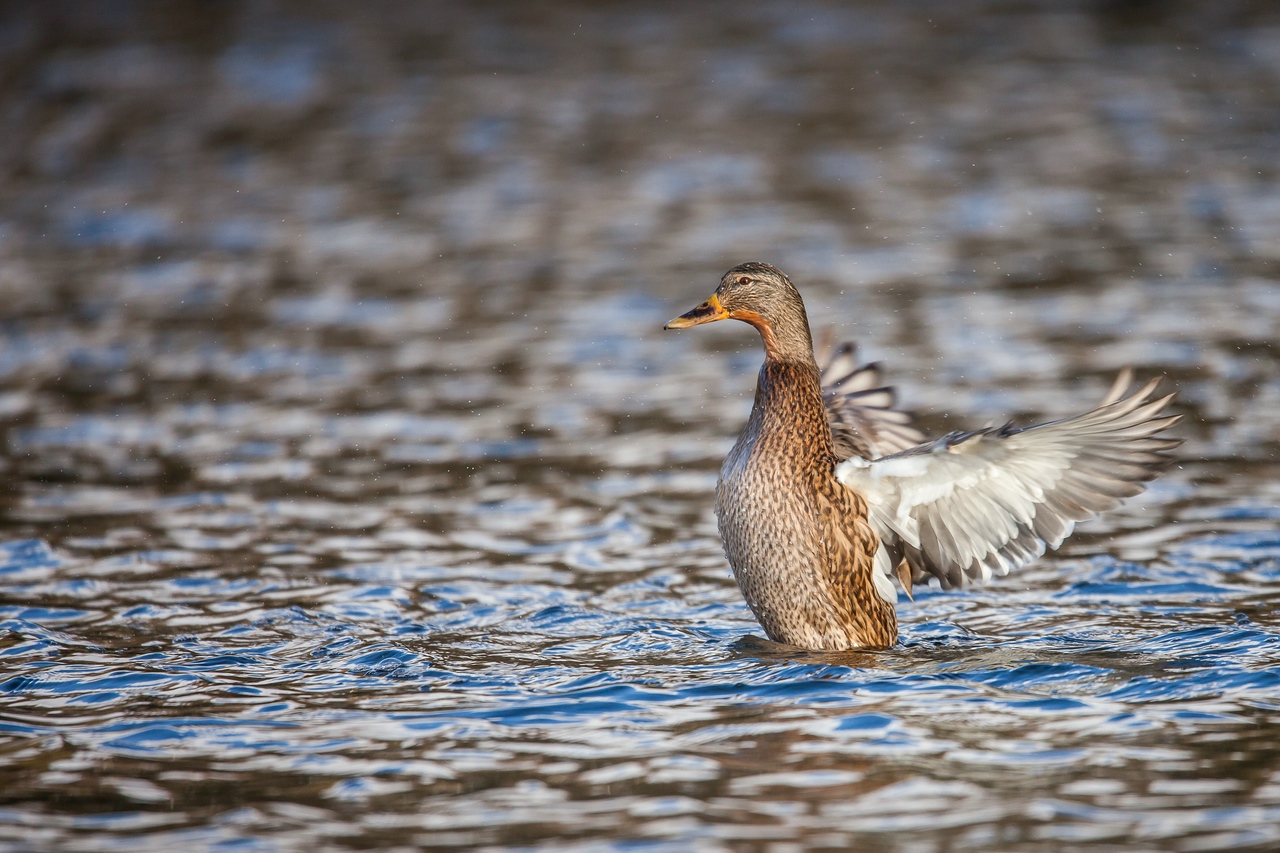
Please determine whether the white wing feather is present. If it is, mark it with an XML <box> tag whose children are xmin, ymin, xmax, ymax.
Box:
<box><xmin>836</xmin><ymin>371</ymin><xmax>1182</xmax><ymax>590</ymax></box>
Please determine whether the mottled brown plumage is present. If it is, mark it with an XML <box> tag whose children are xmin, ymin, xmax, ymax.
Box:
<box><xmin>665</xmin><ymin>262</ymin><xmax>1182</xmax><ymax>652</ymax></box>
<box><xmin>715</xmin><ymin>359</ymin><xmax>896</xmax><ymax>649</ymax></box>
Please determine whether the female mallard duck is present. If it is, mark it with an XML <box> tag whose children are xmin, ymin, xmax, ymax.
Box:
<box><xmin>665</xmin><ymin>262</ymin><xmax>1182</xmax><ymax>651</ymax></box>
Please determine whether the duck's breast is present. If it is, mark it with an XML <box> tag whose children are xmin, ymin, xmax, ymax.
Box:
<box><xmin>715</xmin><ymin>410</ymin><xmax>842</xmax><ymax>647</ymax></box>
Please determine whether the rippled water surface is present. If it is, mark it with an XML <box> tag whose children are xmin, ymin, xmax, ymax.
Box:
<box><xmin>2</xmin><ymin>2</ymin><xmax>1280</xmax><ymax>850</ymax></box>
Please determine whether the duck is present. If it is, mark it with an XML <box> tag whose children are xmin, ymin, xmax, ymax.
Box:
<box><xmin>664</xmin><ymin>262</ymin><xmax>1182</xmax><ymax>651</ymax></box>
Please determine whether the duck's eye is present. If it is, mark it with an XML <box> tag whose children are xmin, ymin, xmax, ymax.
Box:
<box><xmin>738</xmin><ymin>276</ymin><xmax>750</xmax><ymax>285</ymax></box>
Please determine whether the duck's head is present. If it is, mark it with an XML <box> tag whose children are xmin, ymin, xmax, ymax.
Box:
<box><xmin>664</xmin><ymin>262</ymin><xmax>814</xmax><ymax>362</ymax></box>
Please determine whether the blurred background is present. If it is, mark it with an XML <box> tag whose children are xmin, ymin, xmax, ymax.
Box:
<box><xmin>1</xmin><ymin>1</ymin><xmax>1279</xmax><ymax>851</ymax></box>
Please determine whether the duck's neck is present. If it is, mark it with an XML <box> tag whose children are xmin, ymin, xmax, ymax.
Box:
<box><xmin>734</xmin><ymin>302</ymin><xmax>832</xmax><ymax>460</ymax></box>
<box><xmin>749</xmin><ymin>356</ymin><xmax>834</xmax><ymax>462</ymax></box>
<box><xmin>736</xmin><ymin>304</ymin><xmax>815</xmax><ymax>364</ymax></box>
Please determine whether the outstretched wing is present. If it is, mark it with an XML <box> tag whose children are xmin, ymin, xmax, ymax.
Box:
<box><xmin>816</xmin><ymin>334</ymin><xmax>924</xmax><ymax>461</ymax></box>
<box><xmin>835</xmin><ymin>370</ymin><xmax>1182</xmax><ymax>591</ymax></box>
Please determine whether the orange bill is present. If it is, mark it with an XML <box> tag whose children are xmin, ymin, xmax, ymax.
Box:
<box><xmin>664</xmin><ymin>293</ymin><xmax>730</xmax><ymax>329</ymax></box>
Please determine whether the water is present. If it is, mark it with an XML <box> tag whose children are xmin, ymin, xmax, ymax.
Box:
<box><xmin>2</xmin><ymin>2</ymin><xmax>1280</xmax><ymax>850</ymax></box>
